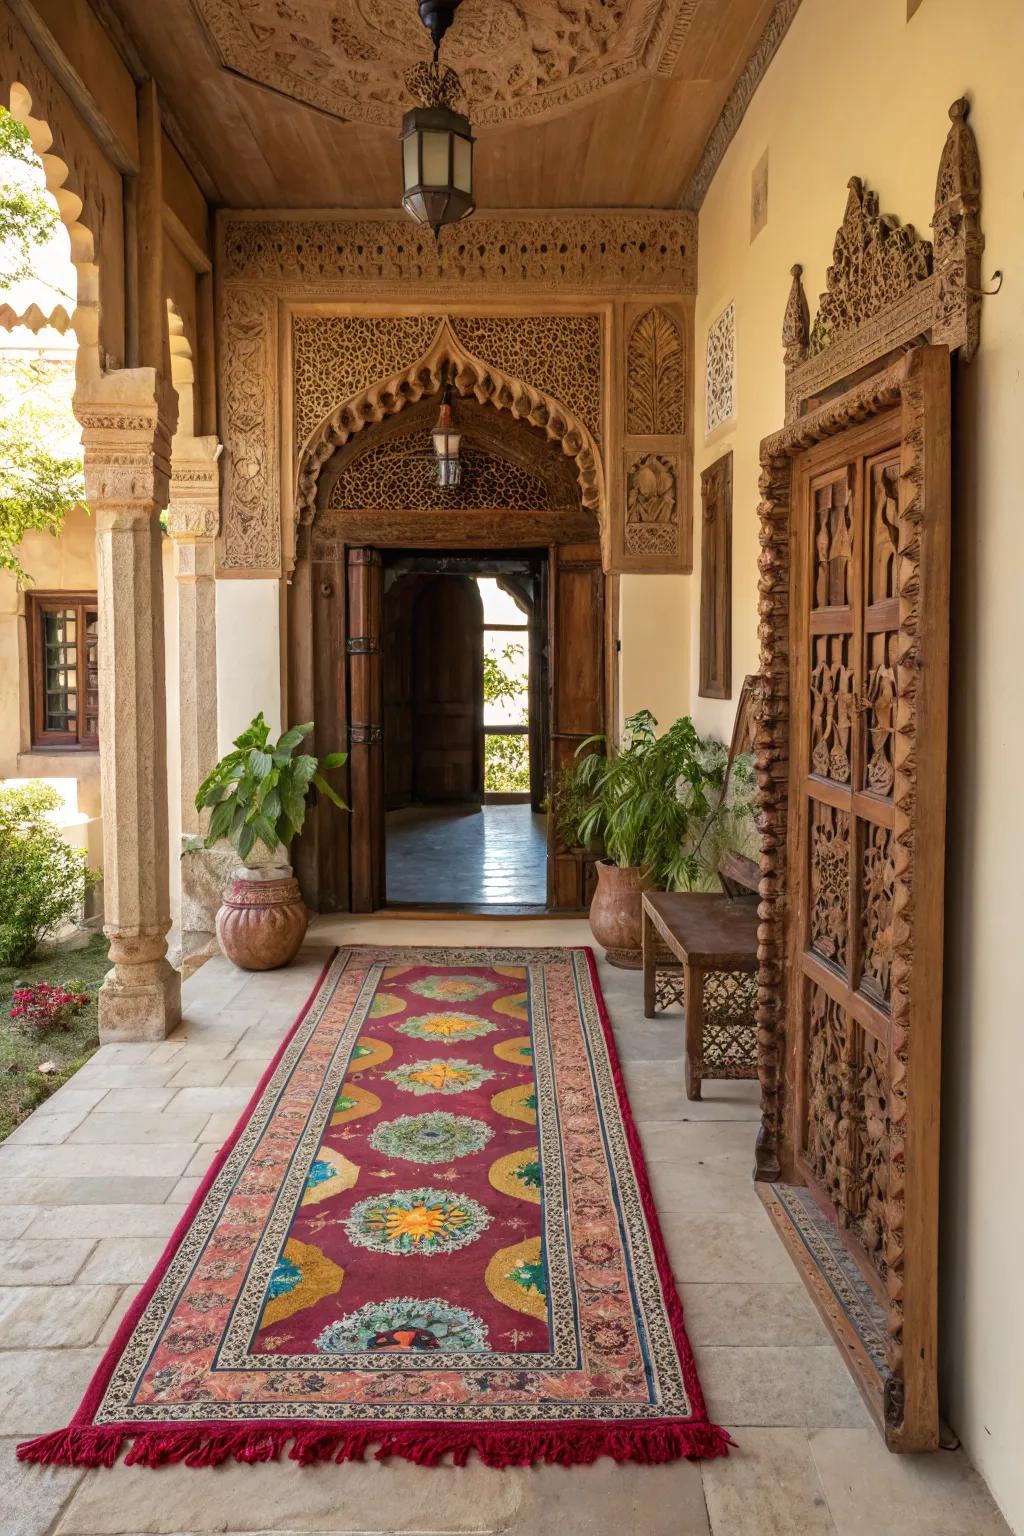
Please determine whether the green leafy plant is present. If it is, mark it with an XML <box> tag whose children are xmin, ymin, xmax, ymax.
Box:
<box><xmin>574</xmin><ymin>710</ymin><xmax>728</xmax><ymax>889</ymax></box>
<box><xmin>0</xmin><ymin>782</ymin><xmax>99</xmax><ymax>967</ymax></box>
<box><xmin>0</xmin><ymin>109</ymin><xmax>62</xmax><ymax>295</ymax></box>
<box><xmin>194</xmin><ymin>713</ymin><xmax>348</xmax><ymax>863</ymax></box>
<box><xmin>552</xmin><ymin>757</ymin><xmax>600</xmax><ymax>851</ymax></box>
<box><xmin>482</xmin><ymin>640</ymin><xmax>530</xmax><ymax>794</ymax></box>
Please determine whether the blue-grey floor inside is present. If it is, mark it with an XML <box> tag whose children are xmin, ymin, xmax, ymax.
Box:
<box><xmin>385</xmin><ymin>803</ymin><xmax>548</xmax><ymax>908</ymax></box>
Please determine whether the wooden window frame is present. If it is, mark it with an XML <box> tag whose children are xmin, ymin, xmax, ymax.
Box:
<box><xmin>26</xmin><ymin>591</ymin><xmax>100</xmax><ymax>751</ymax></box>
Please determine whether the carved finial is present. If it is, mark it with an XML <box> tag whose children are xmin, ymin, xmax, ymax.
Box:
<box><xmin>782</xmin><ymin>263</ymin><xmax>809</xmax><ymax>369</ymax></box>
<box><xmin>932</xmin><ymin>95</ymin><xmax>984</xmax><ymax>362</ymax></box>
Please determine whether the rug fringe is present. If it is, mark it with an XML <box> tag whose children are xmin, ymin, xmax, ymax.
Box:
<box><xmin>18</xmin><ymin>1419</ymin><xmax>733</xmax><ymax>1470</ymax></box>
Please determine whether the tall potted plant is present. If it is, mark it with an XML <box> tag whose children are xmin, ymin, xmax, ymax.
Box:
<box><xmin>573</xmin><ymin>711</ymin><xmax>718</xmax><ymax>967</ymax></box>
<box><xmin>195</xmin><ymin>714</ymin><xmax>347</xmax><ymax>971</ymax></box>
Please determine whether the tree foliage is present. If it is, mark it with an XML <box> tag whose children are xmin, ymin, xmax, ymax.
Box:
<box><xmin>0</xmin><ymin>110</ymin><xmax>59</xmax><ymax>292</ymax></box>
<box><xmin>483</xmin><ymin>640</ymin><xmax>529</xmax><ymax>793</ymax></box>
<box><xmin>0</xmin><ymin>781</ymin><xmax>98</xmax><ymax>967</ymax></box>
<box><xmin>0</xmin><ymin>356</ymin><xmax>86</xmax><ymax>581</ymax></box>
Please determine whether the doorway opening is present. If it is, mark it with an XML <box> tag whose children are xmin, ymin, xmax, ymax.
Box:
<box><xmin>381</xmin><ymin>550</ymin><xmax>548</xmax><ymax>911</ymax></box>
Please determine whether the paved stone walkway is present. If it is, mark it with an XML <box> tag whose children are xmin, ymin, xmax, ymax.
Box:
<box><xmin>0</xmin><ymin>916</ymin><xmax>1010</xmax><ymax>1535</ymax></box>
<box><xmin>385</xmin><ymin>806</ymin><xmax>548</xmax><ymax>907</ymax></box>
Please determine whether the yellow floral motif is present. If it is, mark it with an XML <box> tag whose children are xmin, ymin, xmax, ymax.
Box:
<box><xmin>494</xmin><ymin>1035</ymin><xmax>532</xmax><ymax>1065</ymax></box>
<box><xmin>346</xmin><ymin>1036</ymin><xmax>393</xmax><ymax>1073</ymax></box>
<box><xmin>331</xmin><ymin>1082</ymin><xmax>381</xmax><ymax>1127</ymax></box>
<box><xmin>484</xmin><ymin>1236</ymin><xmax>547</xmax><ymax>1321</ymax></box>
<box><xmin>397</xmin><ymin>1011</ymin><xmax>497</xmax><ymax>1043</ymax></box>
<box><xmin>493</xmin><ymin>992</ymin><xmax>528</xmax><ymax>1022</ymax></box>
<box><xmin>369</xmin><ymin>992</ymin><xmax>406</xmax><ymax>1019</ymax></box>
<box><xmin>372</xmin><ymin>1201</ymin><xmax>468</xmax><ymax>1246</ymax></box>
<box><xmin>411</xmin><ymin>1062</ymin><xmax>474</xmax><ymax>1090</ymax></box>
<box><xmin>259</xmin><ymin>1239</ymin><xmax>344</xmax><ymax>1330</ymax></box>
<box><xmin>491</xmin><ymin>1082</ymin><xmax>538</xmax><ymax>1127</ymax></box>
<box><xmin>408</xmin><ymin>974</ymin><xmax>498</xmax><ymax>1003</ymax></box>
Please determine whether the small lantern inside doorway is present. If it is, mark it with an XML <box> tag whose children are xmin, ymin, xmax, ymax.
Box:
<box><xmin>400</xmin><ymin>2</ymin><xmax>474</xmax><ymax>239</ymax></box>
<box><xmin>431</xmin><ymin>371</ymin><xmax>462</xmax><ymax>488</ymax></box>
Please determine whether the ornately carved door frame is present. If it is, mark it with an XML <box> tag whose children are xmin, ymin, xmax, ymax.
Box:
<box><xmin>751</xmin><ymin>100</ymin><xmax>986</xmax><ymax>1452</ymax></box>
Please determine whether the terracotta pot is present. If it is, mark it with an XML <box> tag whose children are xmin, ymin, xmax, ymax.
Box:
<box><xmin>216</xmin><ymin>865</ymin><xmax>308</xmax><ymax>971</ymax></box>
<box><xmin>588</xmin><ymin>859</ymin><xmax>655</xmax><ymax>969</ymax></box>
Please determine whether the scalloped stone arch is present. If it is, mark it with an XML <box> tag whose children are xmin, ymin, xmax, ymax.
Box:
<box><xmin>295</xmin><ymin>319</ymin><xmax>607</xmax><ymax>557</ymax></box>
<box><xmin>166</xmin><ymin>299</ymin><xmax>195</xmax><ymax>437</ymax></box>
<box><xmin>6</xmin><ymin>81</ymin><xmax>101</xmax><ymax>386</ymax></box>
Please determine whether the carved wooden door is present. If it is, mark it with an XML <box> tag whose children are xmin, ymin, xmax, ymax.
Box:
<box><xmin>412</xmin><ymin>576</ymin><xmax>484</xmax><ymax>804</ymax></box>
<box><xmin>347</xmin><ymin>547</ymin><xmax>384</xmax><ymax>912</ymax></box>
<box><xmin>548</xmin><ymin>542</ymin><xmax>604</xmax><ymax>909</ymax></box>
<box><xmin>786</xmin><ymin>353</ymin><xmax>950</xmax><ymax>1449</ymax></box>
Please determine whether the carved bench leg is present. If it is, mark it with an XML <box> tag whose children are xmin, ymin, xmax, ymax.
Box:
<box><xmin>642</xmin><ymin>904</ymin><xmax>657</xmax><ymax>1018</ymax></box>
<box><xmin>684</xmin><ymin>963</ymin><xmax>704</xmax><ymax>1100</ymax></box>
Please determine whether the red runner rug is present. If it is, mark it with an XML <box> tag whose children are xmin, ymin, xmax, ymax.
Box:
<box><xmin>19</xmin><ymin>945</ymin><xmax>728</xmax><ymax>1469</ymax></box>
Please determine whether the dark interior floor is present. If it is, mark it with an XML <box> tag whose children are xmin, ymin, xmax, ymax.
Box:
<box><xmin>385</xmin><ymin>804</ymin><xmax>548</xmax><ymax>908</ymax></box>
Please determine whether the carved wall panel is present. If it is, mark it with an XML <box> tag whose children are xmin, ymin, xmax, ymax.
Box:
<box><xmin>217</xmin><ymin>211</ymin><xmax>696</xmax><ymax>574</ymax></box>
<box><xmin>809</xmin><ymin>633</ymin><xmax>853</xmax><ymax>784</ymax></box>
<box><xmin>624</xmin><ymin>451</ymin><xmax>679</xmax><ymax>560</ymax></box>
<box><xmin>705</xmin><ymin>302</ymin><xmax>735</xmax><ymax>436</ymax></box>
<box><xmin>626</xmin><ymin>307</ymin><xmax>685</xmax><ymax>435</ymax></box>
<box><xmin>192</xmin><ymin>0</ymin><xmax>701</xmax><ymax>129</ymax></box>
<box><xmin>805</xmin><ymin>984</ymin><xmax>858</xmax><ymax>1224</ymax></box>
<box><xmin>327</xmin><ymin>438</ymin><xmax>569</xmax><ymax>513</ymax></box>
<box><xmin>861</xmin><ymin>825</ymin><xmax>895</xmax><ymax>1008</ymax></box>
<box><xmin>699</xmin><ymin>450</ymin><xmax>732</xmax><ymax>698</ymax></box>
<box><xmin>809</xmin><ymin>801</ymin><xmax>850</xmax><ymax>973</ymax></box>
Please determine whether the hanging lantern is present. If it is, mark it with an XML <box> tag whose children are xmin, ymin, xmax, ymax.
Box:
<box><xmin>431</xmin><ymin>373</ymin><xmax>462</xmax><ymax>488</ymax></box>
<box><xmin>400</xmin><ymin>2</ymin><xmax>474</xmax><ymax>238</ymax></box>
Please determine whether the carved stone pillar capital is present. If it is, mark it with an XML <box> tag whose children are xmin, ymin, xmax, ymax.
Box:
<box><xmin>167</xmin><ymin>435</ymin><xmax>223</xmax><ymax>541</ymax></box>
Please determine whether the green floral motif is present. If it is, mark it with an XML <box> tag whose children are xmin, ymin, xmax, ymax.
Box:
<box><xmin>383</xmin><ymin>1058</ymin><xmax>496</xmax><ymax>1097</ymax></box>
<box><xmin>510</xmin><ymin>1261</ymin><xmax>545</xmax><ymax>1296</ymax></box>
<box><xmin>369</xmin><ymin>1111</ymin><xmax>492</xmax><ymax>1164</ymax></box>
<box><xmin>396</xmin><ymin>1011</ymin><xmax>498</xmax><ymax>1044</ymax></box>
<box><xmin>315</xmin><ymin>1297</ymin><xmax>490</xmax><ymax>1354</ymax></box>
<box><xmin>345</xmin><ymin>1187</ymin><xmax>491</xmax><ymax>1257</ymax></box>
<box><xmin>407</xmin><ymin>974</ymin><xmax>497</xmax><ymax>1003</ymax></box>
<box><xmin>513</xmin><ymin>1159</ymin><xmax>541</xmax><ymax>1190</ymax></box>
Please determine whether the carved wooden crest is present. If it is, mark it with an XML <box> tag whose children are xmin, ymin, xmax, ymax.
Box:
<box><xmin>782</xmin><ymin>99</ymin><xmax>984</xmax><ymax>421</ymax></box>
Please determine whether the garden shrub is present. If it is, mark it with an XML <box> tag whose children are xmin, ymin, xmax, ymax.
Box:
<box><xmin>0</xmin><ymin>781</ymin><xmax>98</xmax><ymax>966</ymax></box>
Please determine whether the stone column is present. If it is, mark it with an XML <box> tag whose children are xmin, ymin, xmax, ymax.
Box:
<box><xmin>75</xmin><ymin>369</ymin><xmax>181</xmax><ymax>1041</ymax></box>
<box><xmin>167</xmin><ymin>436</ymin><xmax>221</xmax><ymax>835</ymax></box>
<box><xmin>167</xmin><ymin>436</ymin><xmax>229</xmax><ymax>976</ymax></box>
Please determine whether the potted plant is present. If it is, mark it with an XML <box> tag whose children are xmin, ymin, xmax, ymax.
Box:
<box><xmin>195</xmin><ymin>714</ymin><xmax>347</xmax><ymax>971</ymax></box>
<box><xmin>573</xmin><ymin>710</ymin><xmax>719</xmax><ymax>967</ymax></box>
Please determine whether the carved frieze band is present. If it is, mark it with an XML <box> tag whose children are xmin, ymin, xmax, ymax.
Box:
<box><xmin>782</xmin><ymin>100</ymin><xmax>984</xmax><ymax>420</ymax></box>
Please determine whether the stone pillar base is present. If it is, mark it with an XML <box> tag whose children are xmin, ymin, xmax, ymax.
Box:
<box><xmin>98</xmin><ymin>961</ymin><xmax>182</xmax><ymax>1042</ymax></box>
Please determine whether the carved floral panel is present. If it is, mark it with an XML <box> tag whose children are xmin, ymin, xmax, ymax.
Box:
<box><xmin>813</xmin><ymin>470</ymin><xmax>854</xmax><ymax>608</ymax></box>
<box><xmin>626</xmin><ymin>307</ymin><xmax>685</xmax><ymax>435</ymax></box>
<box><xmin>192</xmin><ymin>0</ymin><xmax>701</xmax><ymax>129</ymax></box>
<box><xmin>805</xmin><ymin>984</ymin><xmax>859</xmax><ymax>1224</ymax></box>
<box><xmin>704</xmin><ymin>302</ymin><xmax>735</xmax><ymax>436</ymax></box>
<box><xmin>860</xmin><ymin>825</ymin><xmax>895</xmax><ymax>1009</ymax></box>
<box><xmin>809</xmin><ymin>800</ymin><xmax>850</xmax><ymax>974</ymax></box>
<box><xmin>624</xmin><ymin>451</ymin><xmax>678</xmax><ymax>560</ymax></box>
<box><xmin>809</xmin><ymin>631</ymin><xmax>853</xmax><ymax>784</ymax></box>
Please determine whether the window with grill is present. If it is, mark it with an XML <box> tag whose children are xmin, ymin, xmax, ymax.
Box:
<box><xmin>27</xmin><ymin>594</ymin><xmax>100</xmax><ymax>749</ymax></box>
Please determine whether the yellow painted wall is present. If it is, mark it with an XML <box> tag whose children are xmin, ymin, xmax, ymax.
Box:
<box><xmin>618</xmin><ymin>573</ymin><xmax>690</xmax><ymax>730</ymax></box>
<box><xmin>684</xmin><ymin>0</ymin><xmax>1024</xmax><ymax>1523</ymax></box>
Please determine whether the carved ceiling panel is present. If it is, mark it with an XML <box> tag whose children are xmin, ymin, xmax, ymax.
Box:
<box><xmin>192</xmin><ymin>0</ymin><xmax>700</xmax><ymax>129</ymax></box>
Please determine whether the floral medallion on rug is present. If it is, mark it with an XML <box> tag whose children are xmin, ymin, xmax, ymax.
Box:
<box><xmin>19</xmin><ymin>946</ymin><xmax>729</xmax><ymax>1469</ymax></box>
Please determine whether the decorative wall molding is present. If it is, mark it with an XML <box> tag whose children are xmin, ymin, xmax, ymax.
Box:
<box><xmin>681</xmin><ymin>0</ymin><xmax>802</xmax><ymax>211</ymax></box>
<box><xmin>624</xmin><ymin>450</ymin><xmax>679</xmax><ymax>561</ymax></box>
<box><xmin>193</xmin><ymin>0</ymin><xmax>701</xmax><ymax>129</ymax></box>
<box><xmin>625</xmin><ymin>306</ymin><xmax>685</xmax><ymax>436</ymax></box>
<box><xmin>219</xmin><ymin>211</ymin><xmax>696</xmax><ymax>293</ymax></box>
<box><xmin>781</xmin><ymin>99</ymin><xmax>985</xmax><ymax>421</ymax></box>
<box><xmin>217</xmin><ymin>209</ymin><xmax>697</xmax><ymax>576</ymax></box>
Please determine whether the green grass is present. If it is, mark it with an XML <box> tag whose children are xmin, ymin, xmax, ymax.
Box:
<box><xmin>0</xmin><ymin>932</ymin><xmax>110</xmax><ymax>1142</ymax></box>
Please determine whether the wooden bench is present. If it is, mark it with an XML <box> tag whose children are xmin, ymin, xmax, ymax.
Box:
<box><xmin>642</xmin><ymin>851</ymin><xmax>760</xmax><ymax>1100</ymax></box>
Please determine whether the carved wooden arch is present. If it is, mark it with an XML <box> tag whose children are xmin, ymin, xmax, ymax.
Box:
<box><xmin>781</xmin><ymin>98</ymin><xmax>984</xmax><ymax>423</ymax></box>
<box><xmin>294</xmin><ymin>320</ymin><xmax>608</xmax><ymax>559</ymax></box>
<box><xmin>4</xmin><ymin>81</ymin><xmax>101</xmax><ymax>386</ymax></box>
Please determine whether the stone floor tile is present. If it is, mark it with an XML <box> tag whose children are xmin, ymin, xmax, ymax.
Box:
<box><xmin>222</xmin><ymin>1056</ymin><xmax>270</xmax><ymax>1086</ymax></box>
<box><xmin>63</xmin><ymin>1064</ymin><xmax>179</xmax><ymax>1089</ymax></box>
<box><xmin>0</xmin><ymin>1284</ymin><xmax>122</xmax><ymax>1347</ymax></box>
<box><xmin>0</xmin><ymin>1348</ymin><xmax>102</xmax><ymax>1435</ymax></box>
<box><xmin>638</xmin><ymin>1118</ymin><xmax>760</xmax><ymax>1164</ymax></box>
<box><xmin>662</xmin><ymin>1210</ymin><xmax>797</xmax><ymax>1284</ymax></box>
<box><xmin>184</xmin><ymin>1142</ymin><xmax>219</xmax><ymax>1176</ymax></box>
<box><xmin>25</xmin><ymin>1204</ymin><xmax>185</xmax><ymax>1241</ymax></box>
<box><xmin>648</xmin><ymin>1158</ymin><xmax>764</xmax><ymax>1214</ymax></box>
<box><xmin>55</xmin><ymin>1456</ymin><xmax>524</xmax><ymax>1534</ymax></box>
<box><xmin>66</xmin><ymin>1111</ymin><xmax>212</xmax><ymax>1146</ymax></box>
<box><xmin>0</xmin><ymin>1145</ymin><xmax>194</xmax><ymax>1179</ymax></box>
<box><xmin>145</xmin><ymin>1041</ymin><xmax>188</xmax><ymax>1065</ymax></box>
<box><xmin>165</xmin><ymin>1057</ymin><xmax>233</xmax><ymax>1087</ymax></box>
<box><xmin>168</xmin><ymin>1085</ymin><xmax>255</xmax><ymax>1114</ymax></box>
<box><xmin>516</xmin><ymin>1458</ymin><xmax>710</xmax><ymax>1535</ymax></box>
<box><xmin>229</xmin><ymin>1029</ymin><xmax>294</xmax><ymax>1059</ymax></box>
<box><xmin>75</xmin><ymin>1238</ymin><xmax>169</xmax><ymax>1286</ymax></box>
<box><xmin>680</xmin><ymin>1284</ymin><xmax>829</xmax><ymax>1348</ymax></box>
<box><xmin>0</xmin><ymin>1436</ymin><xmax>85</xmax><ymax>1536</ymax></box>
<box><xmin>0</xmin><ymin>1176</ymin><xmax>180</xmax><ymax>1207</ymax></box>
<box><xmin>807</xmin><ymin>1428</ymin><xmax>1012</xmax><ymax>1535</ymax></box>
<box><xmin>4</xmin><ymin>1111</ymin><xmax>91</xmax><ymax>1146</ymax></box>
<box><xmin>94</xmin><ymin>1087</ymin><xmax>176</xmax><ymax>1114</ymax></box>
<box><xmin>90</xmin><ymin>1043</ymin><xmax>158</xmax><ymax>1064</ymax></box>
<box><xmin>621</xmin><ymin>1063</ymin><xmax>761</xmax><ymax>1121</ymax></box>
<box><xmin>5</xmin><ymin>1239</ymin><xmax>95</xmax><ymax>1285</ymax></box>
<box><xmin>93</xmin><ymin>1285</ymin><xmax>141</xmax><ymax>1347</ymax></box>
<box><xmin>166</xmin><ymin>1175</ymin><xmax>203</xmax><ymax>1204</ymax></box>
<box><xmin>0</xmin><ymin>1206</ymin><xmax>40</xmax><ymax>1239</ymax></box>
<box><xmin>30</xmin><ymin>1085</ymin><xmax>109</xmax><ymax>1117</ymax></box>
<box><xmin>702</xmin><ymin>1428</ymin><xmax>836</xmax><ymax>1534</ymax></box>
<box><xmin>697</xmin><ymin>1347</ymin><xmax>872</xmax><ymax>1429</ymax></box>
<box><xmin>198</xmin><ymin>1109</ymin><xmax>247</xmax><ymax>1143</ymax></box>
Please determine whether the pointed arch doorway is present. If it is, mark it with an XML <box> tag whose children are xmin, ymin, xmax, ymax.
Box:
<box><xmin>287</xmin><ymin>392</ymin><xmax>611</xmax><ymax>914</ymax></box>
